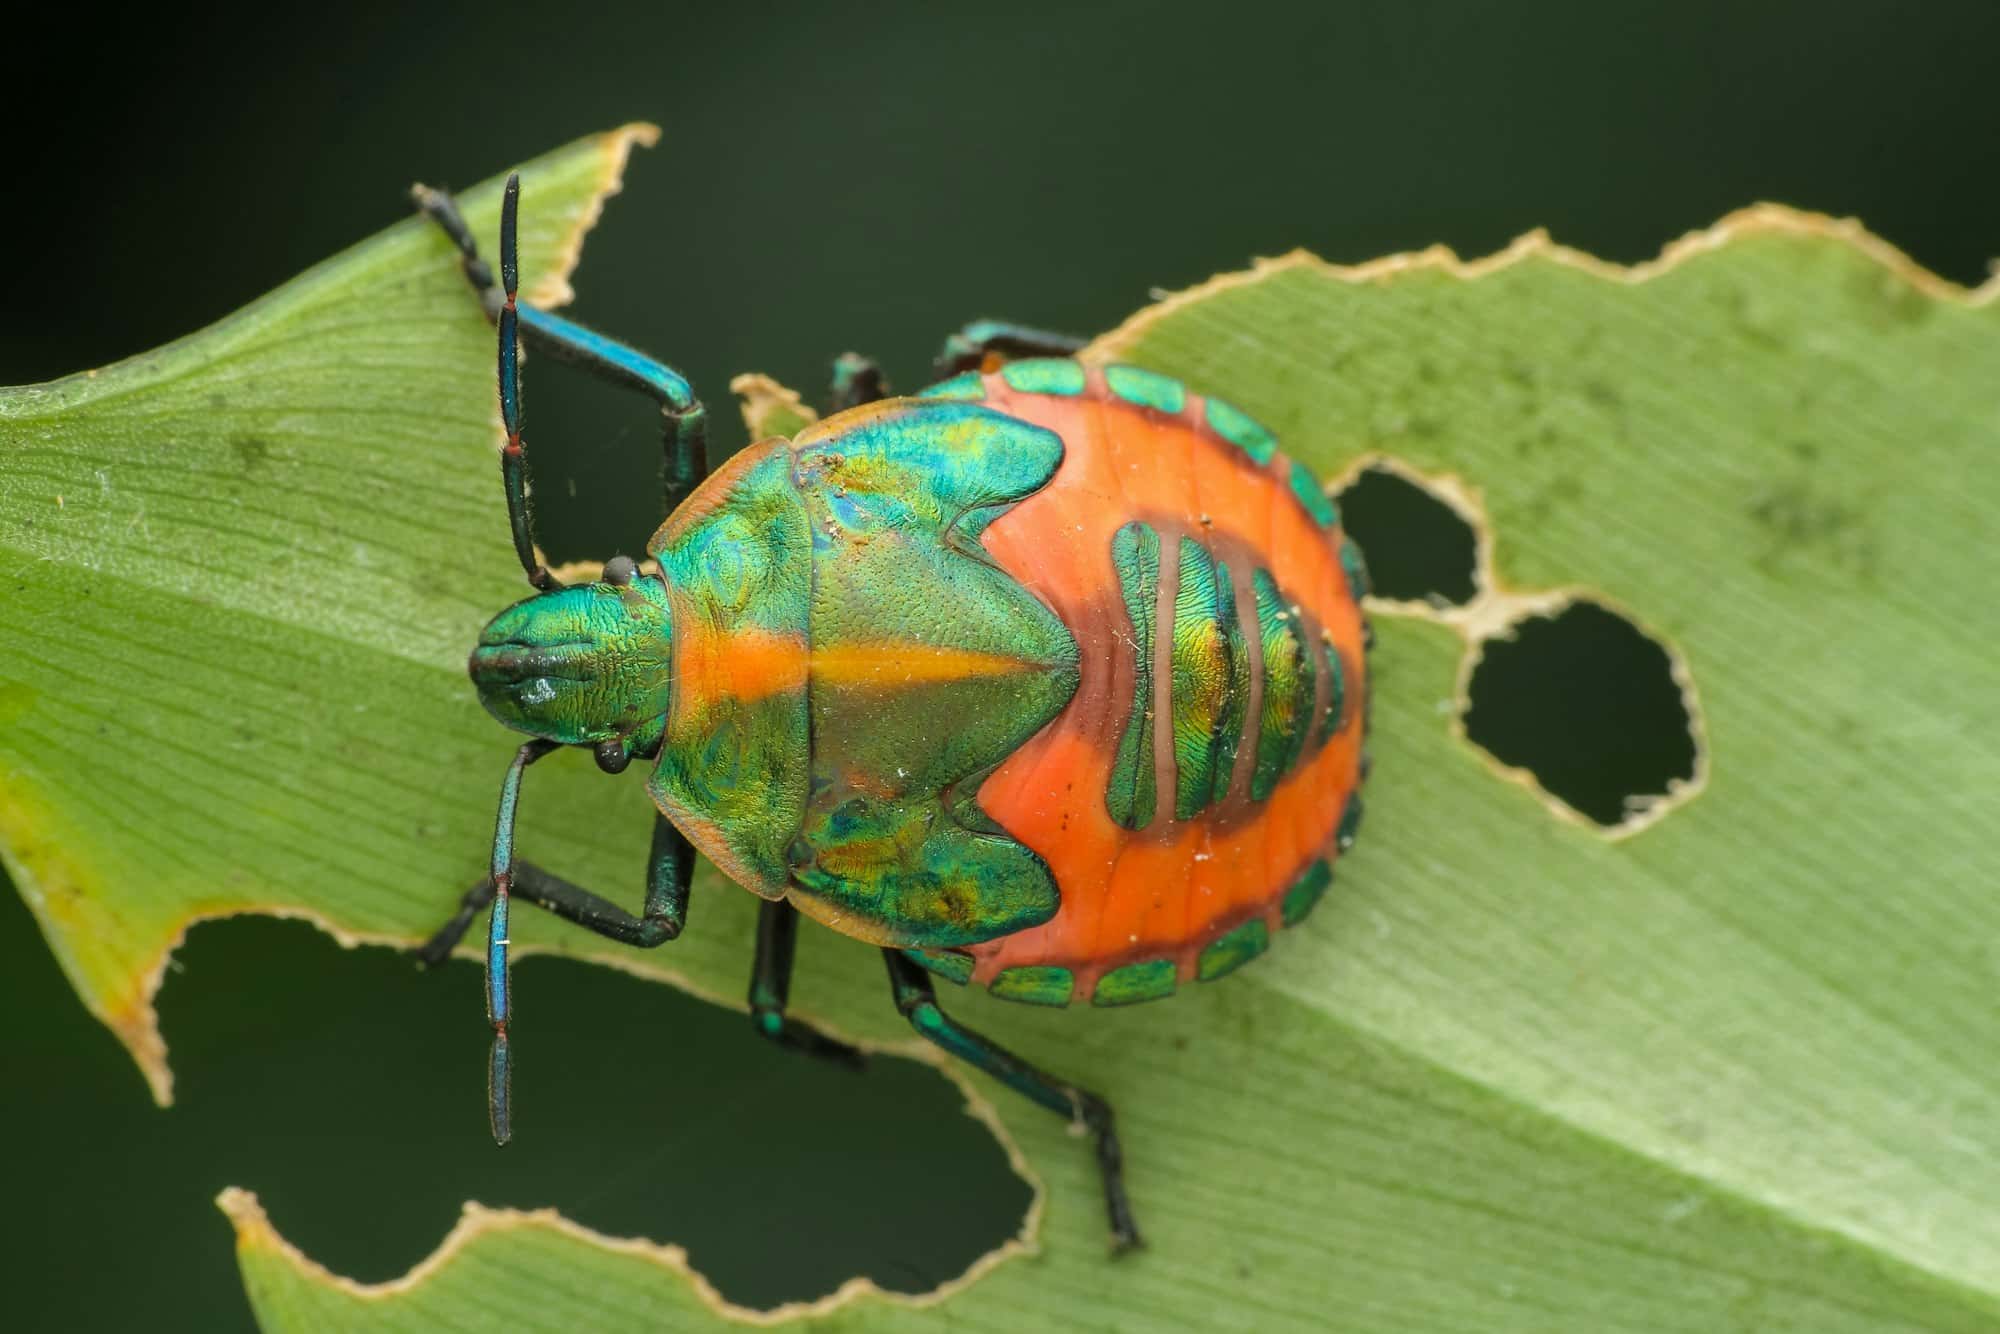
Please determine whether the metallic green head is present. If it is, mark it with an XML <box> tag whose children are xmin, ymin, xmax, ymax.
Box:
<box><xmin>468</xmin><ymin>557</ymin><xmax>674</xmax><ymax>767</ymax></box>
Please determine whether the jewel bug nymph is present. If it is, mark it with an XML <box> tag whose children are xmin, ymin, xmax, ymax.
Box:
<box><xmin>412</xmin><ymin>173</ymin><xmax>1370</xmax><ymax>1252</ymax></box>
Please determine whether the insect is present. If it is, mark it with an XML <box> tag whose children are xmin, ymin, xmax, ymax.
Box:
<box><xmin>410</xmin><ymin>173</ymin><xmax>1370</xmax><ymax>1252</ymax></box>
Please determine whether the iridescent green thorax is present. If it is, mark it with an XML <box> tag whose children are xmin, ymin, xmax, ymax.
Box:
<box><xmin>468</xmin><ymin>577</ymin><xmax>673</xmax><ymax>750</ymax></box>
<box><xmin>785</xmin><ymin>400</ymin><xmax>1079</xmax><ymax>946</ymax></box>
<box><xmin>466</xmin><ymin>349</ymin><xmax>1366</xmax><ymax>1015</ymax></box>
<box><xmin>638</xmin><ymin>402</ymin><xmax>1080</xmax><ymax>947</ymax></box>
<box><xmin>645</xmin><ymin>445</ymin><xmax>814</xmax><ymax>896</ymax></box>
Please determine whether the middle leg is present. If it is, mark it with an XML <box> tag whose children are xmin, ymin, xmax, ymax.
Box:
<box><xmin>433</xmin><ymin>802</ymin><xmax>695</xmax><ymax>1145</ymax></box>
<box><xmin>417</xmin><ymin>813</ymin><xmax>695</xmax><ymax>967</ymax></box>
<box><xmin>747</xmin><ymin>900</ymin><xmax>866</xmax><ymax>1069</ymax></box>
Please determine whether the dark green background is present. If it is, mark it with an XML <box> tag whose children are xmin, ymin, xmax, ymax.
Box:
<box><xmin>5</xmin><ymin>2</ymin><xmax>1998</xmax><ymax>1327</ymax></box>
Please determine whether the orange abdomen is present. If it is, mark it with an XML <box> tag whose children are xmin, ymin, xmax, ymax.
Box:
<box><xmin>948</xmin><ymin>362</ymin><xmax>1370</xmax><ymax>1006</ymax></box>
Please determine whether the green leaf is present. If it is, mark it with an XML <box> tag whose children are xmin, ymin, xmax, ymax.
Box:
<box><xmin>6</xmin><ymin>132</ymin><xmax>1999</xmax><ymax>1332</ymax></box>
<box><xmin>0</xmin><ymin>124</ymin><xmax>661</xmax><ymax>1101</ymax></box>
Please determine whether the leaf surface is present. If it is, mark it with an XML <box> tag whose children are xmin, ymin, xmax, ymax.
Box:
<box><xmin>3</xmin><ymin>135</ymin><xmax>1997</xmax><ymax>1329</ymax></box>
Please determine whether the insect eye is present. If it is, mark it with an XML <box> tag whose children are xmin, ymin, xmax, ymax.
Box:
<box><xmin>602</xmin><ymin>555</ymin><xmax>637</xmax><ymax>586</ymax></box>
<box><xmin>594</xmin><ymin>738</ymin><xmax>631</xmax><ymax>774</ymax></box>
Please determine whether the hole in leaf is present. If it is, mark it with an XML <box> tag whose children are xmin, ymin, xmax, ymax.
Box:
<box><xmin>529</xmin><ymin>367</ymin><xmax>670</xmax><ymax>565</ymax></box>
<box><xmin>1464</xmin><ymin>600</ymin><xmax>1697</xmax><ymax>827</ymax></box>
<box><xmin>0</xmin><ymin>883</ymin><xmax>1031</xmax><ymax>1325</ymax></box>
<box><xmin>1333</xmin><ymin>465</ymin><xmax>1480</xmax><ymax>605</ymax></box>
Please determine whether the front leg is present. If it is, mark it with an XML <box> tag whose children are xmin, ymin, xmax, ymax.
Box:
<box><xmin>421</xmin><ymin>808</ymin><xmax>695</xmax><ymax>1144</ymax></box>
<box><xmin>412</xmin><ymin>179</ymin><xmax>712</xmax><ymax>519</ymax></box>
<box><xmin>748</xmin><ymin>900</ymin><xmax>866</xmax><ymax>1069</ymax></box>
<box><xmin>417</xmin><ymin>813</ymin><xmax>694</xmax><ymax>966</ymax></box>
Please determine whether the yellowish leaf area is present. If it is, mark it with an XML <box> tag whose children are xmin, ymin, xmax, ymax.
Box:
<box><xmin>4</xmin><ymin>122</ymin><xmax>1999</xmax><ymax>1330</ymax></box>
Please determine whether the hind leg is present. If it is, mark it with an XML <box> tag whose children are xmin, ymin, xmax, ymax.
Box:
<box><xmin>883</xmin><ymin>949</ymin><xmax>1141</xmax><ymax>1252</ymax></box>
<box><xmin>828</xmin><ymin>319</ymin><xmax>1088</xmax><ymax>412</ymax></box>
<box><xmin>933</xmin><ymin>318</ymin><xmax>1087</xmax><ymax>377</ymax></box>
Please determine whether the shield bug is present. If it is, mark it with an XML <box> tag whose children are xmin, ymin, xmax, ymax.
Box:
<box><xmin>412</xmin><ymin>174</ymin><xmax>1370</xmax><ymax>1252</ymax></box>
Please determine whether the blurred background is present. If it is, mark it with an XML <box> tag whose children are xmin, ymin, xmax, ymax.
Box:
<box><xmin>5</xmin><ymin>1</ymin><xmax>1999</xmax><ymax>1327</ymax></box>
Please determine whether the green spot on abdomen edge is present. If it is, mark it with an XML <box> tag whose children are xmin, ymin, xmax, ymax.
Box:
<box><xmin>1280</xmin><ymin>860</ymin><xmax>1333</xmax><ymax>926</ymax></box>
<box><xmin>902</xmin><ymin>947</ymin><xmax>975</xmax><ymax>985</ymax></box>
<box><xmin>1093</xmin><ymin>958</ymin><xmax>1178</xmax><ymax>1006</ymax></box>
<box><xmin>1000</xmin><ymin>358</ymin><xmax>1087</xmax><ymax>396</ymax></box>
<box><xmin>1339</xmin><ymin>535</ymin><xmax>1371</xmax><ymax>599</ymax></box>
<box><xmin>989</xmin><ymin>965</ymin><xmax>1075</xmax><ymax>1006</ymax></box>
<box><xmin>1204</xmin><ymin>395</ymin><xmax>1278</xmax><ymax>464</ymax></box>
<box><xmin>1105</xmin><ymin>364</ymin><xmax>1187</xmax><ymax>415</ymax></box>
<box><xmin>1336</xmin><ymin>792</ymin><xmax>1365</xmax><ymax>852</ymax></box>
<box><xmin>1198</xmin><ymin>917</ymin><xmax>1270</xmax><ymax>981</ymax></box>
<box><xmin>918</xmin><ymin>370</ymin><xmax>986</xmax><ymax>401</ymax></box>
<box><xmin>1289</xmin><ymin>459</ymin><xmax>1340</xmax><ymax>527</ymax></box>
<box><xmin>1192</xmin><ymin>920</ymin><xmax>1272</xmax><ymax>980</ymax></box>
<box><xmin>1200</xmin><ymin>396</ymin><xmax>1280</xmax><ymax>464</ymax></box>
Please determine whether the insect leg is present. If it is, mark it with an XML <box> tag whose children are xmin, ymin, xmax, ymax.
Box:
<box><xmin>515</xmin><ymin>303</ymin><xmax>710</xmax><ymax>518</ymax></box>
<box><xmin>412</xmin><ymin>178</ymin><xmax>712</xmax><ymax>521</ymax></box>
<box><xmin>882</xmin><ymin>949</ymin><xmax>1142</xmax><ymax>1252</ymax></box>
<box><xmin>836</xmin><ymin>320</ymin><xmax>1085</xmax><ymax>406</ymax></box>
<box><xmin>416</xmin><ymin>813</ymin><xmax>693</xmax><ymax>967</ymax></box>
<box><xmin>827</xmin><ymin>351</ymin><xmax>891</xmax><ymax>411</ymax></box>
<box><xmin>747</xmin><ymin>900</ymin><xmax>866</xmax><ymax>1069</ymax></box>
<box><xmin>483</xmin><ymin>737</ymin><xmax>560</xmax><ymax>1144</ymax></box>
<box><xmin>478</xmin><ymin>767</ymin><xmax>688</xmax><ymax>1145</ymax></box>
<box><xmin>415</xmin><ymin>877</ymin><xmax>497</xmax><ymax>965</ymax></box>
<box><xmin>473</xmin><ymin>176</ymin><xmax>557</xmax><ymax>590</ymax></box>
<box><xmin>410</xmin><ymin>181</ymin><xmax>502</xmax><ymax>317</ymax></box>
<box><xmin>934</xmin><ymin>319</ymin><xmax>1087</xmax><ymax>377</ymax></box>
